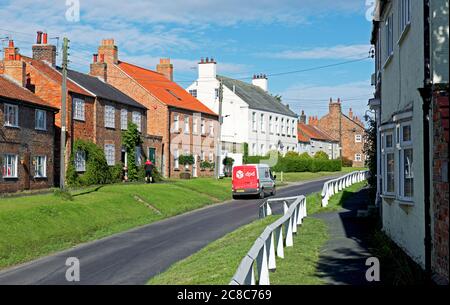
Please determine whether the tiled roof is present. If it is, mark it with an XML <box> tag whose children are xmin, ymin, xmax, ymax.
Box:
<box><xmin>117</xmin><ymin>61</ymin><xmax>217</xmax><ymax>116</ymax></box>
<box><xmin>22</xmin><ymin>57</ymin><xmax>93</xmax><ymax>97</ymax></box>
<box><xmin>0</xmin><ymin>75</ymin><xmax>58</xmax><ymax>110</ymax></box>
<box><xmin>298</xmin><ymin>123</ymin><xmax>338</xmax><ymax>143</ymax></box>
<box><xmin>218</xmin><ymin>75</ymin><xmax>297</xmax><ymax>117</ymax></box>
<box><xmin>64</xmin><ymin>68</ymin><xmax>146</xmax><ymax>109</ymax></box>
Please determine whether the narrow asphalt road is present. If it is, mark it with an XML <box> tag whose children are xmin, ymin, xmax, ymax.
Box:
<box><xmin>0</xmin><ymin>177</ymin><xmax>334</xmax><ymax>285</ymax></box>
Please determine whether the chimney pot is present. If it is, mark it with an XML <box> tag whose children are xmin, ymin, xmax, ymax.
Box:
<box><xmin>93</xmin><ymin>54</ymin><xmax>98</xmax><ymax>63</ymax></box>
<box><xmin>36</xmin><ymin>31</ymin><xmax>42</xmax><ymax>44</ymax></box>
<box><xmin>8</xmin><ymin>40</ymin><xmax>14</xmax><ymax>48</ymax></box>
<box><xmin>42</xmin><ymin>33</ymin><xmax>48</xmax><ymax>44</ymax></box>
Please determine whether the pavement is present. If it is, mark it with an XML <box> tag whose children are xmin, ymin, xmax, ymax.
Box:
<box><xmin>0</xmin><ymin>176</ymin><xmax>336</xmax><ymax>285</ymax></box>
<box><xmin>314</xmin><ymin>187</ymin><xmax>375</xmax><ymax>285</ymax></box>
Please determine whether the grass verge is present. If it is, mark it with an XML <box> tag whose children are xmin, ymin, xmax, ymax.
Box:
<box><xmin>0</xmin><ymin>178</ymin><xmax>231</xmax><ymax>270</ymax></box>
<box><xmin>278</xmin><ymin>167</ymin><xmax>366</xmax><ymax>183</ymax></box>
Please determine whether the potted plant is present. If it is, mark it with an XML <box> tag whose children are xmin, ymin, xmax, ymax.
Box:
<box><xmin>179</xmin><ymin>154</ymin><xmax>195</xmax><ymax>179</ymax></box>
<box><xmin>200</xmin><ymin>160</ymin><xmax>211</xmax><ymax>171</ymax></box>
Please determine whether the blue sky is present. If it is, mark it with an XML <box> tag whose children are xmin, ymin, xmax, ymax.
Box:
<box><xmin>0</xmin><ymin>0</ymin><xmax>375</xmax><ymax>119</ymax></box>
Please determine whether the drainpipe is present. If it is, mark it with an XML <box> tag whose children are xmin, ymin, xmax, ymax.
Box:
<box><xmin>418</xmin><ymin>0</ymin><xmax>432</xmax><ymax>280</ymax></box>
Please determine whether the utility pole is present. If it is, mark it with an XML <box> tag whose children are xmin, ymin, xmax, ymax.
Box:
<box><xmin>215</xmin><ymin>79</ymin><xmax>224</xmax><ymax>179</ymax></box>
<box><xmin>60</xmin><ymin>37</ymin><xmax>69</xmax><ymax>189</ymax></box>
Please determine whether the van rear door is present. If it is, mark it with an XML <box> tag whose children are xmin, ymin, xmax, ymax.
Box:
<box><xmin>233</xmin><ymin>166</ymin><xmax>258</xmax><ymax>191</ymax></box>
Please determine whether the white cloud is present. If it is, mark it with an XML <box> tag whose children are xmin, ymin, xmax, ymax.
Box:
<box><xmin>260</xmin><ymin>44</ymin><xmax>372</xmax><ymax>60</ymax></box>
<box><xmin>280</xmin><ymin>80</ymin><xmax>373</xmax><ymax>118</ymax></box>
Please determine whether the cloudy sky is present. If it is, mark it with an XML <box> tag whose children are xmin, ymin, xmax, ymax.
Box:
<box><xmin>0</xmin><ymin>0</ymin><xmax>375</xmax><ymax>119</ymax></box>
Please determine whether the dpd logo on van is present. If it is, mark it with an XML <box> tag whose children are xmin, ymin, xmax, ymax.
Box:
<box><xmin>236</xmin><ymin>170</ymin><xmax>244</xmax><ymax>179</ymax></box>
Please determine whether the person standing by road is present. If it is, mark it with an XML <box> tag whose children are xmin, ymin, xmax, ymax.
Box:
<box><xmin>144</xmin><ymin>159</ymin><xmax>154</xmax><ymax>183</ymax></box>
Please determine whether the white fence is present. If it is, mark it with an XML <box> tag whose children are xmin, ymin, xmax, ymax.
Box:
<box><xmin>230</xmin><ymin>196</ymin><xmax>307</xmax><ymax>285</ymax></box>
<box><xmin>321</xmin><ymin>170</ymin><xmax>369</xmax><ymax>207</ymax></box>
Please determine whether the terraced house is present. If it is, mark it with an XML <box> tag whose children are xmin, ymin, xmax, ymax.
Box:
<box><xmin>0</xmin><ymin>33</ymin><xmax>155</xmax><ymax>185</ymax></box>
<box><xmin>0</xmin><ymin>75</ymin><xmax>58</xmax><ymax>193</ymax></box>
<box><xmin>187</xmin><ymin>58</ymin><xmax>298</xmax><ymax>173</ymax></box>
<box><xmin>89</xmin><ymin>39</ymin><xmax>219</xmax><ymax>178</ymax></box>
<box><xmin>370</xmin><ymin>0</ymin><xmax>449</xmax><ymax>284</ymax></box>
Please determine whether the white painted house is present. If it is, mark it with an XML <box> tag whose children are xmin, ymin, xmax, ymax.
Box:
<box><xmin>370</xmin><ymin>0</ymin><xmax>449</xmax><ymax>282</ymax></box>
<box><xmin>187</xmin><ymin>58</ymin><xmax>298</xmax><ymax>172</ymax></box>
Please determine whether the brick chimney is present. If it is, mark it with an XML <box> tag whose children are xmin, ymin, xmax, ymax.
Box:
<box><xmin>90</xmin><ymin>53</ymin><xmax>107</xmax><ymax>81</ymax></box>
<box><xmin>32</xmin><ymin>31</ymin><xmax>56</xmax><ymax>66</ymax></box>
<box><xmin>2</xmin><ymin>40</ymin><xmax>26</xmax><ymax>87</ymax></box>
<box><xmin>156</xmin><ymin>58</ymin><xmax>173</xmax><ymax>81</ymax></box>
<box><xmin>252</xmin><ymin>73</ymin><xmax>268</xmax><ymax>92</ymax></box>
<box><xmin>329</xmin><ymin>98</ymin><xmax>342</xmax><ymax>116</ymax></box>
<box><xmin>349</xmin><ymin>108</ymin><xmax>353</xmax><ymax>119</ymax></box>
<box><xmin>98</xmin><ymin>39</ymin><xmax>118</xmax><ymax>65</ymax></box>
<box><xmin>299</xmin><ymin>110</ymin><xmax>306</xmax><ymax>124</ymax></box>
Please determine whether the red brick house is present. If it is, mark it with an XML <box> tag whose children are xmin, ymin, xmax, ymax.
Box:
<box><xmin>317</xmin><ymin>99</ymin><xmax>366</xmax><ymax>167</ymax></box>
<box><xmin>65</xmin><ymin>68</ymin><xmax>161</xmax><ymax>172</ymax></box>
<box><xmin>0</xmin><ymin>75</ymin><xmax>58</xmax><ymax>193</ymax></box>
<box><xmin>89</xmin><ymin>39</ymin><xmax>219</xmax><ymax>178</ymax></box>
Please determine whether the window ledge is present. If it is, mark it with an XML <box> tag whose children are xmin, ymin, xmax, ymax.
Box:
<box><xmin>383</xmin><ymin>53</ymin><xmax>394</xmax><ymax>69</ymax></box>
<box><xmin>397</xmin><ymin>23</ymin><xmax>411</xmax><ymax>46</ymax></box>
<box><xmin>2</xmin><ymin>176</ymin><xmax>18</xmax><ymax>179</ymax></box>
<box><xmin>380</xmin><ymin>194</ymin><xmax>396</xmax><ymax>199</ymax></box>
<box><xmin>35</xmin><ymin>128</ymin><xmax>47</xmax><ymax>132</ymax></box>
<box><xmin>398</xmin><ymin>199</ymin><xmax>414</xmax><ymax>206</ymax></box>
<box><xmin>34</xmin><ymin>176</ymin><xmax>48</xmax><ymax>179</ymax></box>
<box><xmin>4</xmin><ymin>125</ymin><xmax>20</xmax><ymax>129</ymax></box>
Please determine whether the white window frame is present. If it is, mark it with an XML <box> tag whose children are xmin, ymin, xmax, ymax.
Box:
<box><xmin>132</xmin><ymin>111</ymin><xmax>142</xmax><ymax>132</ymax></box>
<box><xmin>73</xmin><ymin>98</ymin><xmax>85</xmax><ymax>121</ymax></box>
<box><xmin>291</xmin><ymin>119</ymin><xmax>295</xmax><ymax>137</ymax></box>
<box><xmin>35</xmin><ymin>109</ymin><xmax>46</xmax><ymax>131</ymax></box>
<box><xmin>193</xmin><ymin>118</ymin><xmax>198</xmax><ymax>135</ymax></box>
<box><xmin>189</xmin><ymin>89</ymin><xmax>197</xmax><ymax>98</ymax></box>
<box><xmin>260</xmin><ymin>114</ymin><xmax>265</xmax><ymax>131</ymax></box>
<box><xmin>209</xmin><ymin>152</ymin><xmax>214</xmax><ymax>162</ymax></box>
<box><xmin>104</xmin><ymin>144</ymin><xmax>115</xmax><ymax>166</ymax></box>
<box><xmin>201</xmin><ymin>119</ymin><xmax>206</xmax><ymax>135</ymax></box>
<box><xmin>33</xmin><ymin>155</ymin><xmax>47</xmax><ymax>178</ymax></box>
<box><xmin>281</xmin><ymin>118</ymin><xmax>285</xmax><ymax>135</ymax></box>
<box><xmin>399</xmin><ymin>0</ymin><xmax>411</xmax><ymax>36</ymax></box>
<box><xmin>120</xmin><ymin>109</ymin><xmax>128</xmax><ymax>130</ymax></box>
<box><xmin>75</xmin><ymin>150</ymin><xmax>86</xmax><ymax>172</ymax></box>
<box><xmin>184</xmin><ymin>116</ymin><xmax>190</xmax><ymax>134</ymax></box>
<box><xmin>209</xmin><ymin>121</ymin><xmax>214</xmax><ymax>137</ymax></box>
<box><xmin>4</xmin><ymin>103</ymin><xmax>19</xmax><ymax>127</ymax></box>
<box><xmin>355</xmin><ymin>134</ymin><xmax>362</xmax><ymax>143</ymax></box>
<box><xmin>201</xmin><ymin>150</ymin><xmax>205</xmax><ymax>162</ymax></box>
<box><xmin>269</xmin><ymin>116</ymin><xmax>273</xmax><ymax>134</ymax></box>
<box><xmin>174</xmin><ymin>148</ymin><xmax>179</xmax><ymax>169</ymax></box>
<box><xmin>2</xmin><ymin>154</ymin><xmax>18</xmax><ymax>178</ymax></box>
<box><xmin>275</xmin><ymin>117</ymin><xmax>279</xmax><ymax>135</ymax></box>
<box><xmin>252</xmin><ymin>143</ymin><xmax>257</xmax><ymax>155</ymax></box>
<box><xmin>355</xmin><ymin>153</ymin><xmax>362</xmax><ymax>162</ymax></box>
<box><xmin>260</xmin><ymin>144</ymin><xmax>265</xmax><ymax>156</ymax></box>
<box><xmin>252</xmin><ymin>112</ymin><xmax>257</xmax><ymax>131</ymax></box>
<box><xmin>385</xmin><ymin>14</ymin><xmax>394</xmax><ymax>63</ymax></box>
<box><xmin>104</xmin><ymin>105</ymin><xmax>115</xmax><ymax>129</ymax></box>
<box><xmin>173</xmin><ymin>114</ymin><xmax>179</xmax><ymax>132</ymax></box>
<box><xmin>381</xmin><ymin>130</ymin><xmax>395</xmax><ymax>196</ymax></box>
<box><xmin>398</xmin><ymin>122</ymin><xmax>414</xmax><ymax>202</ymax></box>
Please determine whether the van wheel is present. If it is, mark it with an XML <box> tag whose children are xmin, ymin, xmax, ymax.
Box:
<box><xmin>271</xmin><ymin>187</ymin><xmax>276</xmax><ymax>196</ymax></box>
<box><xmin>232</xmin><ymin>194</ymin><xmax>239</xmax><ymax>200</ymax></box>
<box><xmin>259</xmin><ymin>189</ymin><xmax>265</xmax><ymax>199</ymax></box>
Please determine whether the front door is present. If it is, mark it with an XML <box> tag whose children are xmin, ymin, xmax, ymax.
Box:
<box><xmin>193</xmin><ymin>154</ymin><xmax>198</xmax><ymax>177</ymax></box>
<box><xmin>148</xmin><ymin>147</ymin><xmax>156</xmax><ymax>165</ymax></box>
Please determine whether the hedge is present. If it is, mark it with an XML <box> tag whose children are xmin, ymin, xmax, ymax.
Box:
<box><xmin>244</xmin><ymin>155</ymin><xmax>341</xmax><ymax>172</ymax></box>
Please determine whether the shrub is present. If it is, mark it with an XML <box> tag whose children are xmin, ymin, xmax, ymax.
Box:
<box><xmin>122</xmin><ymin>122</ymin><xmax>143</xmax><ymax>181</ymax></box>
<box><xmin>298</xmin><ymin>152</ymin><xmax>312</xmax><ymax>159</ymax></box>
<box><xmin>66</xmin><ymin>140</ymin><xmax>112</xmax><ymax>187</ymax></box>
<box><xmin>109</xmin><ymin>163</ymin><xmax>124</xmax><ymax>183</ymax></box>
<box><xmin>342</xmin><ymin>157</ymin><xmax>353</xmax><ymax>167</ymax></box>
<box><xmin>314</xmin><ymin>151</ymin><xmax>329</xmax><ymax>160</ymax></box>
<box><xmin>285</xmin><ymin>151</ymin><xmax>299</xmax><ymax>158</ymax></box>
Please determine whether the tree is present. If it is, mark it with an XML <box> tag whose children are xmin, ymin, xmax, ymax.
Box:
<box><xmin>222</xmin><ymin>157</ymin><xmax>234</xmax><ymax>177</ymax></box>
<box><xmin>299</xmin><ymin>152</ymin><xmax>312</xmax><ymax>159</ymax></box>
<box><xmin>122</xmin><ymin>122</ymin><xmax>142</xmax><ymax>181</ymax></box>
<box><xmin>243</xmin><ymin>142</ymin><xmax>249</xmax><ymax>164</ymax></box>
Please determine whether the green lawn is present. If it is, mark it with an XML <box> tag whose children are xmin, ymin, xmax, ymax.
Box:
<box><xmin>148</xmin><ymin>181</ymin><xmax>367</xmax><ymax>285</ymax></box>
<box><xmin>276</xmin><ymin>167</ymin><xmax>366</xmax><ymax>183</ymax></box>
<box><xmin>0</xmin><ymin>178</ymin><xmax>231</xmax><ymax>270</ymax></box>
